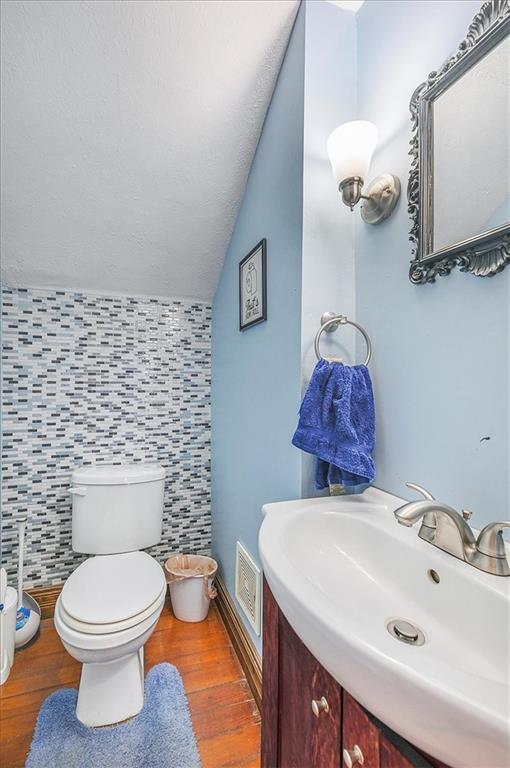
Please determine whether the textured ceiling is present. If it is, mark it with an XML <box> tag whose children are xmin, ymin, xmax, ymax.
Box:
<box><xmin>0</xmin><ymin>0</ymin><xmax>299</xmax><ymax>301</ymax></box>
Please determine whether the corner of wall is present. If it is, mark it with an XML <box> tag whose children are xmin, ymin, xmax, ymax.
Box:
<box><xmin>211</xmin><ymin>2</ymin><xmax>306</xmax><ymax>653</ymax></box>
<box><xmin>299</xmin><ymin>0</ymin><xmax>358</xmax><ymax>497</ymax></box>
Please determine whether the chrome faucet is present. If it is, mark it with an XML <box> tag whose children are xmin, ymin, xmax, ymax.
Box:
<box><xmin>394</xmin><ymin>483</ymin><xmax>510</xmax><ymax>577</ymax></box>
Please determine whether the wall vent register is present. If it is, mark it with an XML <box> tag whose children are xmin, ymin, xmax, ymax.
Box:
<box><xmin>235</xmin><ymin>541</ymin><xmax>261</xmax><ymax>635</ymax></box>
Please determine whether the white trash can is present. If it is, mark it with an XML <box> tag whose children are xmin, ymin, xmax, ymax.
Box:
<box><xmin>164</xmin><ymin>554</ymin><xmax>218</xmax><ymax>623</ymax></box>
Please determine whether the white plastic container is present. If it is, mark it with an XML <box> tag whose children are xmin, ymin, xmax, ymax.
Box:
<box><xmin>164</xmin><ymin>555</ymin><xmax>217</xmax><ymax>623</ymax></box>
<box><xmin>0</xmin><ymin>586</ymin><xmax>18</xmax><ymax>685</ymax></box>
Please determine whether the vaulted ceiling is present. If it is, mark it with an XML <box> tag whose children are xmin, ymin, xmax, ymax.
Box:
<box><xmin>1</xmin><ymin>0</ymin><xmax>299</xmax><ymax>301</ymax></box>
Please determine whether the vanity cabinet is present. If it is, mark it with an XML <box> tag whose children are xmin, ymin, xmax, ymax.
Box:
<box><xmin>278</xmin><ymin>611</ymin><xmax>342</xmax><ymax>767</ymax></box>
<box><xmin>262</xmin><ymin>580</ymin><xmax>450</xmax><ymax>768</ymax></box>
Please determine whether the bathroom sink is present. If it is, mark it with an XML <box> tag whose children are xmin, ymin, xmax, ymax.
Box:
<box><xmin>259</xmin><ymin>487</ymin><xmax>510</xmax><ymax>768</ymax></box>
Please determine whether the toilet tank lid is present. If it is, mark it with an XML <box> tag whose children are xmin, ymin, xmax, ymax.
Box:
<box><xmin>72</xmin><ymin>463</ymin><xmax>165</xmax><ymax>486</ymax></box>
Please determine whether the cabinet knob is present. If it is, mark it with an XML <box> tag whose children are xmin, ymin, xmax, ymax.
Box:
<box><xmin>342</xmin><ymin>745</ymin><xmax>364</xmax><ymax>767</ymax></box>
<box><xmin>311</xmin><ymin>696</ymin><xmax>329</xmax><ymax>717</ymax></box>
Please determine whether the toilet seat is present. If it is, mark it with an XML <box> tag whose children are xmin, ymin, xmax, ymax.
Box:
<box><xmin>54</xmin><ymin>592</ymin><xmax>165</xmax><ymax>651</ymax></box>
<box><xmin>58</xmin><ymin>583</ymin><xmax>167</xmax><ymax>634</ymax></box>
<box><xmin>61</xmin><ymin>551</ymin><xmax>166</xmax><ymax>627</ymax></box>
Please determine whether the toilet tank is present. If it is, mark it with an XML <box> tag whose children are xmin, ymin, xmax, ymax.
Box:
<box><xmin>70</xmin><ymin>464</ymin><xmax>165</xmax><ymax>554</ymax></box>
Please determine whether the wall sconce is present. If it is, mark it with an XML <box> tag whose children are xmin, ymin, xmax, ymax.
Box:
<box><xmin>327</xmin><ymin>120</ymin><xmax>400</xmax><ymax>225</ymax></box>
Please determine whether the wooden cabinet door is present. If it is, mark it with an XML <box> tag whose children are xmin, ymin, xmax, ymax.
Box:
<box><xmin>342</xmin><ymin>691</ymin><xmax>380</xmax><ymax>768</ymax></box>
<box><xmin>278</xmin><ymin>614</ymin><xmax>342</xmax><ymax>768</ymax></box>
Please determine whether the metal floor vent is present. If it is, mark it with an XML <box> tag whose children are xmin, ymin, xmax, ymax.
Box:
<box><xmin>235</xmin><ymin>542</ymin><xmax>261</xmax><ymax>635</ymax></box>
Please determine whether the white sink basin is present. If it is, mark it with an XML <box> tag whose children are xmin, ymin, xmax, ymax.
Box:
<box><xmin>259</xmin><ymin>487</ymin><xmax>510</xmax><ymax>768</ymax></box>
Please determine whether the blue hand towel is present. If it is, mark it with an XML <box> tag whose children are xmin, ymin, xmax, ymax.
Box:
<box><xmin>292</xmin><ymin>359</ymin><xmax>375</xmax><ymax>492</ymax></box>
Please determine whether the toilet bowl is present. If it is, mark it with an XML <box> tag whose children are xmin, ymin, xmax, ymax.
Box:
<box><xmin>55</xmin><ymin>550</ymin><xmax>166</xmax><ymax>726</ymax></box>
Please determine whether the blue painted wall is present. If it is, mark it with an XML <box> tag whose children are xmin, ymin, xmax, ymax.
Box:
<box><xmin>355</xmin><ymin>0</ymin><xmax>509</xmax><ymax>524</ymax></box>
<box><xmin>212</xmin><ymin>0</ymin><xmax>509</xmax><ymax>654</ymax></box>
<box><xmin>211</xmin><ymin>5</ymin><xmax>305</xmax><ymax>650</ymax></box>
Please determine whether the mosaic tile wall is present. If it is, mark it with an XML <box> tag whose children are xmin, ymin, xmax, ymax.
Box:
<box><xmin>1</xmin><ymin>286</ymin><xmax>212</xmax><ymax>588</ymax></box>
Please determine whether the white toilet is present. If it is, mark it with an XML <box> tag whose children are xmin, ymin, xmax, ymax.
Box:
<box><xmin>54</xmin><ymin>463</ymin><xmax>167</xmax><ymax>727</ymax></box>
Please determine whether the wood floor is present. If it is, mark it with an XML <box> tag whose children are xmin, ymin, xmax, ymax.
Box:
<box><xmin>0</xmin><ymin>603</ymin><xmax>261</xmax><ymax>768</ymax></box>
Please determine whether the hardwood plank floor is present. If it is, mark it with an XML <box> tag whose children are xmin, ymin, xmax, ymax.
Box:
<box><xmin>0</xmin><ymin>602</ymin><xmax>260</xmax><ymax>768</ymax></box>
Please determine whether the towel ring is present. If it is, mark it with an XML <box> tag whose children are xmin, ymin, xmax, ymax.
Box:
<box><xmin>314</xmin><ymin>313</ymin><xmax>372</xmax><ymax>366</ymax></box>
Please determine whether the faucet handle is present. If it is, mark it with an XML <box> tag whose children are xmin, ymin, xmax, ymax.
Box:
<box><xmin>476</xmin><ymin>521</ymin><xmax>510</xmax><ymax>558</ymax></box>
<box><xmin>405</xmin><ymin>482</ymin><xmax>435</xmax><ymax>501</ymax></box>
<box><xmin>462</xmin><ymin>509</ymin><xmax>474</xmax><ymax>521</ymax></box>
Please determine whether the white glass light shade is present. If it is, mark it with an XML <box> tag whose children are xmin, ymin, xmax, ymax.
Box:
<box><xmin>327</xmin><ymin>121</ymin><xmax>378</xmax><ymax>185</ymax></box>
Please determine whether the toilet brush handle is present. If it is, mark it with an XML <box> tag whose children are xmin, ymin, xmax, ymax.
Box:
<box><xmin>17</xmin><ymin>518</ymin><xmax>27</xmax><ymax>610</ymax></box>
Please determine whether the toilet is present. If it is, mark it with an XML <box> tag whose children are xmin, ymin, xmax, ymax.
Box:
<box><xmin>54</xmin><ymin>463</ymin><xmax>167</xmax><ymax>727</ymax></box>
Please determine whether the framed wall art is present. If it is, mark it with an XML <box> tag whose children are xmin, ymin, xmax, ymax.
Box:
<box><xmin>239</xmin><ymin>239</ymin><xmax>267</xmax><ymax>331</ymax></box>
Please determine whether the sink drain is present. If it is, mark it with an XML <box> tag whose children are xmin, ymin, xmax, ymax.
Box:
<box><xmin>386</xmin><ymin>618</ymin><xmax>425</xmax><ymax>646</ymax></box>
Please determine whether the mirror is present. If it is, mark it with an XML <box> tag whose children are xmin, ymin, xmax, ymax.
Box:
<box><xmin>408</xmin><ymin>1</ymin><xmax>510</xmax><ymax>284</ymax></box>
<box><xmin>433</xmin><ymin>35</ymin><xmax>510</xmax><ymax>252</ymax></box>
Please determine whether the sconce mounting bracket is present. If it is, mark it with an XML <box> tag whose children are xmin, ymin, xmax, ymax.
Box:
<box><xmin>361</xmin><ymin>173</ymin><xmax>401</xmax><ymax>225</ymax></box>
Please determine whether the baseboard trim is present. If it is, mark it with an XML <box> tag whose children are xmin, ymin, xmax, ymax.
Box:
<box><xmin>215</xmin><ymin>574</ymin><xmax>262</xmax><ymax>711</ymax></box>
<box><xmin>27</xmin><ymin>583</ymin><xmax>63</xmax><ymax>619</ymax></box>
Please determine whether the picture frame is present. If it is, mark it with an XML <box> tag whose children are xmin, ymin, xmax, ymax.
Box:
<box><xmin>239</xmin><ymin>239</ymin><xmax>267</xmax><ymax>331</ymax></box>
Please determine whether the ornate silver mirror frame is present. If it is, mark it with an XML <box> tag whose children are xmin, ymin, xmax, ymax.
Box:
<box><xmin>408</xmin><ymin>0</ymin><xmax>510</xmax><ymax>284</ymax></box>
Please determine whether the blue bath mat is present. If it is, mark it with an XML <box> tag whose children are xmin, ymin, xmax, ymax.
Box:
<box><xmin>25</xmin><ymin>663</ymin><xmax>201</xmax><ymax>768</ymax></box>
